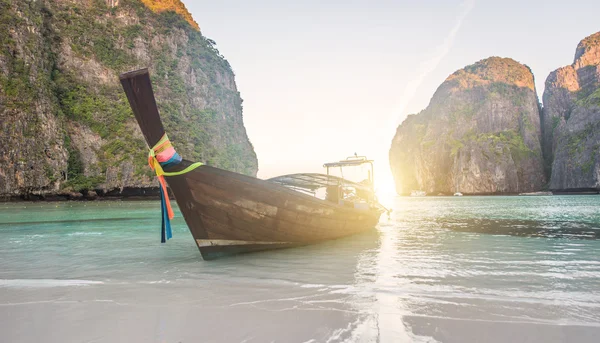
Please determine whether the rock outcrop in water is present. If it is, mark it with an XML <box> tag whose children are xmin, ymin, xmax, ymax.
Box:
<box><xmin>389</xmin><ymin>57</ymin><xmax>546</xmax><ymax>195</ymax></box>
<box><xmin>0</xmin><ymin>0</ymin><xmax>258</xmax><ymax>199</ymax></box>
<box><xmin>542</xmin><ymin>32</ymin><xmax>600</xmax><ymax>192</ymax></box>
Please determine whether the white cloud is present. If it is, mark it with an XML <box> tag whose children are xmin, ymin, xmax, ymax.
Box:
<box><xmin>388</xmin><ymin>0</ymin><xmax>476</xmax><ymax>130</ymax></box>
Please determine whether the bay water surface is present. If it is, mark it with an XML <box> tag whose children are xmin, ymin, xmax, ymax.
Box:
<box><xmin>1</xmin><ymin>196</ymin><xmax>599</xmax><ymax>342</ymax></box>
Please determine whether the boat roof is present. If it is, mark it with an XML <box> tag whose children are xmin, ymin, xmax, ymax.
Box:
<box><xmin>267</xmin><ymin>173</ymin><xmax>372</xmax><ymax>192</ymax></box>
<box><xmin>323</xmin><ymin>156</ymin><xmax>373</xmax><ymax>168</ymax></box>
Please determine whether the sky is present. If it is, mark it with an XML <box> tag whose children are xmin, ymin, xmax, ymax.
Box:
<box><xmin>183</xmin><ymin>0</ymin><xmax>600</xmax><ymax>192</ymax></box>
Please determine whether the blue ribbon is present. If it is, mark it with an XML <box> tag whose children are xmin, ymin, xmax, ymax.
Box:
<box><xmin>157</xmin><ymin>152</ymin><xmax>181</xmax><ymax>243</ymax></box>
<box><xmin>160</xmin><ymin>152</ymin><xmax>182</xmax><ymax>169</ymax></box>
<box><xmin>159</xmin><ymin>186</ymin><xmax>173</xmax><ymax>243</ymax></box>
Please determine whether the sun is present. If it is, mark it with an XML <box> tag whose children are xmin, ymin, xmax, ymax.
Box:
<box><xmin>375</xmin><ymin>171</ymin><xmax>398</xmax><ymax>207</ymax></box>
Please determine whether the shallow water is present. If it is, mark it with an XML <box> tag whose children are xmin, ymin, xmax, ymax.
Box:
<box><xmin>1</xmin><ymin>196</ymin><xmax>599</xmax><ymax>342</ymax></box>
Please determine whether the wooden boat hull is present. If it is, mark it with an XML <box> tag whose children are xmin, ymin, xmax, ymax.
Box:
<box><xmin>167</xmin><ymin>163</ymin><xmax>381</xmax><ymax>259</ymax></box>
<box><xmin>120</xmin><ymin>69</ymin><xmax>382</xmax><ymax>259</ymax></box>
<box><xmin>195</xmin><ymin>240</ymin><xmax>300</xmax><ymax>260</ymax></box>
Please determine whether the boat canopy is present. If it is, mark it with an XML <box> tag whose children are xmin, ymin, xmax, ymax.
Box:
<box><xmin>323</xmin><ymin>156</ymin><xmax>373</xmax><ymax>168</ymax></box>
<box><xmin>268</xmin><ymin>173</ymin><xmax>372</xmax><ymax>193</ymax></box>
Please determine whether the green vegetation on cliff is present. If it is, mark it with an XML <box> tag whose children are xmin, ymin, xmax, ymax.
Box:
<box><xmin>140</xmin><ymin>0</ymin><xmax>200</xmax><ymax>30</ymax></box>
<box><xmin>576</xmin><ymin>87</ymin><xmax>600</xmax><ymax>108</ymax></box>
<box><xmin>0</xmin><ymin>0</ymin><xmax>257</xmax><ymax>196</ymax></box>
<box><xmin>446</xmin><ymin>57</ymin><xmax>535</xmax><ymax>91</ymax></box>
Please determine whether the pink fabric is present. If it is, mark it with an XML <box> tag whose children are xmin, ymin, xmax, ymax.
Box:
<box><xmin>156</xmin><ymin>146</ymin><xmax>176</xmax><ymax>162</ymax></box>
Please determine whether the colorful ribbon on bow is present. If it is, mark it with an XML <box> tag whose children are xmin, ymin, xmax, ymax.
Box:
<box><xmin>148</xmin><ymin>133</ymin><xmax>203</xmax><ymax>242</ymax></box>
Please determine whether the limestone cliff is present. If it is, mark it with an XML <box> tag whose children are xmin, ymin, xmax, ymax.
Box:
<box><xmin>389</xmin><ymin>57</ymin><xmax>546</xmax><ymax>195</ymax></box>
<box><xmin>542</xmin><ymin>31</ymin><xmax>600</xmax><ymax>192</ymax></box>
<box><xmin>0</xmin><ymin>0</ymin><xmax>258</xmax><ymax>199</ymax></box>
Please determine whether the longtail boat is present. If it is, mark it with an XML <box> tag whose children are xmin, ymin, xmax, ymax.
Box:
<box><xmin>120</xmin><ymin>69</ymin><xmax>386</xmax><ymax>260</ymax></box>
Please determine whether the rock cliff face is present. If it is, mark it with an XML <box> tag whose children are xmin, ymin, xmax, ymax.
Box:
<box><xmin>542</xmin><ymin>32</ymin><xmax>600</xmax><ymax>192</ymax></box>
<box><xmin>0</xmin><ymin>0</ymin><xmax>258</xmax><ymax>198</ymax></box>
<box><xmin>389</xmin><ymin>57</ymin><xmax>546</xmax><ymax>195</ymax></box>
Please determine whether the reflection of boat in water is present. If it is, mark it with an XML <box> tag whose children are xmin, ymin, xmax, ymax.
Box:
<box><xmin>410</xmin><ymin>190</ymin><xmax>426</xmax><ymax>197</ymax></box>
<box><xmin>120</xmin><ymin>69</ymin><xmax>386</xmax><ymax>260</ymax></box>
<box><xmin>454</xmin><ymin>192</ymin><xmax>463</xmax><ymax>196</ymax></box>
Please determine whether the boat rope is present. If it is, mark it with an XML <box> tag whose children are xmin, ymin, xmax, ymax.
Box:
<box><xmin>148</xmin><ymin>133</ymin><xmax>203</xmax><ymax>243</ymax></box>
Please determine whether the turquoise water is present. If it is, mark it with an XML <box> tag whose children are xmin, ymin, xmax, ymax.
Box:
<box><xmin>1</xmin><ymin>196</ymin><xmax>599</xmax><ymax>342</ymax></box>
